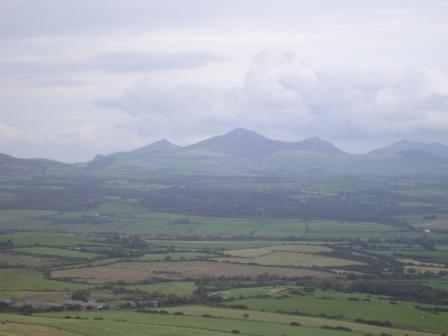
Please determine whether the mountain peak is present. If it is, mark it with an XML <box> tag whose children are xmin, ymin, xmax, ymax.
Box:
<box><xmin>292</xmin><ymin>136</ymin><xmax>346</xmax><ymax>155</ymax></box>
<box><xmin>225</xmin><ymin>128</ymin><xmax>265</xmax><ymax>138</ymax></box>
<box><xmin>185</xmin><ymin>128</ymin><xmax>271</xmax><ymax>157</ymax></box>
<box><xmin>185</xmin><ymin>128</ymin><xmax>345</xmax><ymax>157</ymax></box>
<box><xmin>133</xmin><ymin>139</ymin><xmax>180</xmax><ymax>154</ymax></box>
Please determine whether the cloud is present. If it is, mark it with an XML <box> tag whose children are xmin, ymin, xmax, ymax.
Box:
<box><xmin>94</xmin><ymin>51</ymin><xmax>221</xmax><ymax>73</ymax></box>
<box><xmin>0</xmin><ymin>51</ymin><xmax>220</xmax><ymax>85</ymax></box>
<box><xmin>0</xmin><ymin>123</ymin><xmax>23</xmax><ymax>141</ymax></box>
<box><xmin>98</xmin><ymin>51</ymin><xmax>448</xmax><ymax>145</ymax></box>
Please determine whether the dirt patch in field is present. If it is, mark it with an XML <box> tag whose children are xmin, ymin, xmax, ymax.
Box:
<box><xmin>51</xmin><ymin>261</ymin><xmax>329</xmax><ymax>284</ymax></box>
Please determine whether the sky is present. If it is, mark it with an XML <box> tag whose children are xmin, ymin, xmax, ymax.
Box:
<box><xmin>1</xmin><ymin>0</ymin><xmax>448</xmax><ymax>162</ymax></box>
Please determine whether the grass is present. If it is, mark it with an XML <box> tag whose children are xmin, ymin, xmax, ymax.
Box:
<box><xmin>219</xmin><ymin>245</ymin><xmax>359</xmax><ymax>268</ymax></box>
<box><xmin>0</xmin><ymin>209</ymin><xmax>56</xmax><ymax>225</ymax></box>
<box><xmin>0</xmin><ymin>322</ymin><xmax>82</xmax><ymax>336</ymax></box>
<box><xmin>33</xmin><ymin>310</ymin><xmax>366</xmax><ymax>336</ymax></box>
<box><xmin>0</xmin><ymin>269</ymin><xmax>90</xmax><ymax>291</ymax></box>
<box><xmin>0</xmin><ymin>201</ymin><xmax>413</xmax><ymax>241</ymax></box>
<box><xmin>165</xmin><ymin>305</ymin><xmax>438</xmax><ymax>336</ymax></box>
<box><xmin>212</xmin><ymin>286</ymin><xmax>288</xmax><ymax>300</ymax></box>
<box><xmin>0</xmin><ymin>290</ymin><xmax>71</xmax><ymax>304</ymax></box>
<box><xmin>150</xmin><ymin>240</ymin><xmax>320</xmax><ymax>251</ymax></box>
<box><xmin>15</xmin><ymin>247</ymin><xmax>101</xmax><ymax>259</ymax></box>
<box><xmin>303</xmin><ymin>220</ymin><xmax>404</xmax><ymax>239</ymax></box>
<box><xmin>0</xmin><ymin>252</ymin><xmax>59</xmax><ymax>267</ymax></box>
<box><xmin>51</xmin><ymin>261</ymin><xmax>328</xmax><ymax>284</ymax></box>
<box><xmin>368</xmin><ymin>244</ymin><xmax>448</xmax><ymax>265</ymax></box>
<box><xmin>218</xmin><ymin>251</ymin><xmax>361</xmax><ymax>267</ymax></box>
<box><xmin>0</xmin><ymin>313</ymin><xmax>233</xmax><ymax>336</ymax></box>
<box><xmin>136</xmin><ymin>252</ymin><xmax>209</xmax><ymax>261</ymax></box>
<box><xmin>126</xmin><ymin>281</ymin><xmax>197</xmax><ymax>297</ymax></box>
<box><xmin>224</xmin><ymin>245</ymin><xmax>331</xmax><ymax>257</ymax></box>
<box><xmin>407</xmin><ymin>279</ymin><xmax>448</xmax><ymax>292</ymax></box>
<box><xmin>0</xmin><ymin>233</ymin><xmax>101</xmax><ymax>247</ymax></box>
<box><xmin>224</xmin><ymin>290</ymin><xmax>448</xmax><ymax>333</ymax></box>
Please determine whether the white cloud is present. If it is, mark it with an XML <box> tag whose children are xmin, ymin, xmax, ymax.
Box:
<box><xmin>99</xmin><ymin>51</ymin><xmax>448</xmax><ymax>147</ymax></box>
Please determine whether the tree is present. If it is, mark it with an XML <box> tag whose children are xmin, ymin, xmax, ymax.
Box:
<box><xmin>71</xmin><ymin>290</ymin><xmax>90</xmax><ymax>302</ymax></box>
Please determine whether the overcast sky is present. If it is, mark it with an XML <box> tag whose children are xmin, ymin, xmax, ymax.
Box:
<box><xmin>1</xmin><ymin>0</ymin><xmax>447</xmax><ymax>162</ymax></box>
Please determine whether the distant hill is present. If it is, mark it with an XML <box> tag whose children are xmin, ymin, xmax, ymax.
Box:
<box><xmin>132</xmin><ymin>139</ymin><xmax>181</xmax><ymax>154</ymax></box>
<box><xmin>395</xmin><ymin>149</ymin><xmax>448</xmax><ymax>164</ymax></box>
<box><xmin>2</xmin><ymin>130</ymin><xmax>448</xmax><ymax>178</ymax></box>
<box><xmin>369</xmin><ymin>140</ymin><xmax>448</xmax><ymax>159</ymax></box>
<box><xmin>184</xmin><ymin>128</ymin><xmax>345</xmax><ymax>157</ymax></box>
<box><xmin>0</xmin><ymin>153</ymin><xmax>69</xmax><ymax>176</ymax></box>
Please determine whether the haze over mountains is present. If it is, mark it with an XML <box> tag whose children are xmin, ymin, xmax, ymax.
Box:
<box><xmin>1</xmin><ymin>128</ymin><xmax>448</xmax><ymax>178</ymax></box>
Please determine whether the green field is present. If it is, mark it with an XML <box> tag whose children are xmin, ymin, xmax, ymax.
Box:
<box><xmin>0</xmin><ymin>233</ymin><xmax>101</xmax><ymax>247</ymax></box>
<box><xmin>0</xmin><ymin>269</ymin><xmax>90</xmax><ymax>291</ymax></box>
<box><xmin>15</xmin><ymin>247</ymin><xmax>101</xmax><ymax>259</ymax></box>
<box><xmin>33</xmin><ymin>310</ymin><xmax>369</xmax><ymax>336</ymax></box>
<box><xmin>165</xmin><ymin>305</ymin><xmax>437</xmax><ymax>336</ymax></box>
<box><xmin>218</xmin><ymin>251</ymin><xmax>360</xmax><ymax>267</ymax></box>
<box><xmin>126</xmin><ymin>281</ymin><xmax>197</xmax><ymax>297</ymax></box>
<box><xmin>224</xmin><ymin>290</ymin><xmax>448</xmax><ymax>333</ymax></box>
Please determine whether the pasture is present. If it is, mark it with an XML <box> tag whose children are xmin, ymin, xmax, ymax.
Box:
<box><xmin>51</xmin><ymin>261</ymin><xmax>329</xmax><ymax>283</ymax></box>
<box><xmin>225</xmin><ymin>290</ymin><xmax>448</xmax><ymax>333</ymax></box>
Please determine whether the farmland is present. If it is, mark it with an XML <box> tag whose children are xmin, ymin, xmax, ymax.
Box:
<box><xmin>51</xmin><ymin>261</ymin><xmax>329</xmax><ymax>283</ymax></box>
<box><xmin>1</xmin><ymin>173</ymin><xmax>448</xmax><ymax>336</ymax></box>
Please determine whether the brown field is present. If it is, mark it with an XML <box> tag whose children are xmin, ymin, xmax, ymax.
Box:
<box><xmin>0</xmin><ymin>253</ymin><xmax>59</xmax><ymax>268</ymax></box>
<box><xmin>404</xmin><ymin>265</ymin><xmax>446</xmax><ymax>274</ymax></box>
<box><xmin>51</xmin><ymin>261</ymin><xmax>329</xmax><ymax>284</ymax></box>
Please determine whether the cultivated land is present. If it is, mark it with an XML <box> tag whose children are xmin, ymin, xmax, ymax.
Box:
<box><xmin>1</xmin><ymin>131</ymin><xmax>448</xmax><ymax>335</ymax></box>
<box><xmin>51</xmin><ymin>261</ymin><xmax>329</xmax><ymax>283</ymax></box>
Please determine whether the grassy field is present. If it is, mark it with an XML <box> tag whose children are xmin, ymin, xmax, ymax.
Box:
<box><xmin>224</xmin><ymin>245</ymin><xmax>331</xmax><ymax>257</ymax></box>
<box><xmin>0</xmin><ymin>290</ymin><xmax>71</xmax><ymax>304</ymax></box>
<box><xmin>0</xmin><ymin>201</ymin><xmax>410</xmax><ymax>240</ymax></box>
<box><xmin>0</xmin><ymin>233</ymin><xmax>102</xmax><ymax>247</ymax></box>
<box><xmin>32</xmin><ymin>310</ymin><xmax>369</xmax><ymax>336</ymax></box>
<box><xmin>0</xmin><ymin>209</ymin><xmax>56</xmax><ymax>225</ymax></box>
<box><xmin>15</xmin><ymin>247</ymin><xmax>101</xmax><ymax>259</ymax></box>
<box><xmin>302</xmin><ymin>220</ymin><xmax>408</xmax><ymax>239</ymax></box>
<box><xmin>126</xmin><ymin>281</ymin><xmax>197</xmax><ymax>297</ymax></box>
<box><xmin>224</xmin><ymin>290</ymin><xmax>448</xmax><ymax>333</ymax></box>
<box><xmin>219</xmin><ymin>245</ymin><xmax>360</xmax><ymax>267</ymax></box>
<box><xmin>368</xmin><ymin>244</ymin><xmax>448</xmax><ymax>265</ymax></box>
<box><xmin>150</xmin><ymin>240</ymin><xmax>305</xmax><ymax>251</ymax></box>
<box><xmin>51</xmin><ymin>261</ymin><xmax>329</xmax><ymax>284</ymax></box>
<box><xmin>0</xmin><ymin>322</ymin><xmax>82</xmax><ymax>336</ymax></box>
<box><xmin>211</xmin><ymin>286</ymin><xmax>289</xmax><ymax>300</ymax></box>
<box><xmin>136</xmin><ymin>252</ymin><xmax>209</xmax><ymax>261</ymax></box>
<box><xmin>0</xmin><ymin>269</ymin><xmax>90</xmax><ymax>291</ymax></box>
<box><xmin>218</xmin><ymin>252</ymin><xmax>361</xmax><ymax>267</ymax></box>
<box><xmin>165</xmin><ymin>305</ymin><xmax>438</xmax><ymax>336</ymax></box>
<box><xmin>0</xmin><ymin>252</ymin><xmax>59</xmax><ymax>267</ymax></box>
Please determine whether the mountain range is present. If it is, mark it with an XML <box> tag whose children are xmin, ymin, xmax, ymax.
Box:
<box><xmin>1</xmin><ymin>128</ymin><xmax>448</xmax><ymax>178</ymax></box>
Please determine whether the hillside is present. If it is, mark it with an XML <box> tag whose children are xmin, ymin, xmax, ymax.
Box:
<box><xmin>369</xmin><ymin>140</ymin><xmax>448</xmax><ymax>159</ymax></box>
